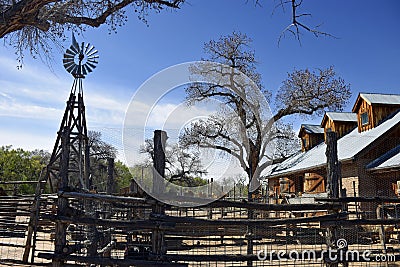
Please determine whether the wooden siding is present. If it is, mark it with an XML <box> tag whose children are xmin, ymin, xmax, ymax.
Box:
<box><xmin>372</xmin><ymin>104</ymin><xmax>400</xmax><ymax>127</ymax></box>
<box><xmin>357</xmin><ymin>98</ymin><xmax>373</xmax><ymax>132</ymax></box>
<box><xmin>355</xmin><ymin>98</ymin><xmax>400</xmax><ymax>132</ymax></box>
<box><xmin>323</xmin><ymin>118</ymin><xmax>357</xmax><ymax>140</ymax></box>
<box><xmin>300</xmin><ymin>132</ymin><xmax>324</xmax><ymax>152</ymax></box>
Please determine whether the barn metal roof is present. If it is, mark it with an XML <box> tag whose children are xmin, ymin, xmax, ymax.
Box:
<box><xmin>361</xmin><ymin>93</ymin><xmax>400</xmax><ymax>105</ymax></box>
<box><xmin>325</xmin><ymin>112</ymin><xmax>357</xmax><ymax>122</ymax></box>
<box><xmin>264</xmin><ymin>110</ymin><xmax>400</xmax><ymax>178</ymax></box>
<box><xmin>299</xmin><ymin>124</ymin><xmax>324</xmax><ymax>135</ymax></box>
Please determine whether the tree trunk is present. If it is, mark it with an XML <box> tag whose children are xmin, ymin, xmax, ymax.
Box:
<box><xmin>325</xmin><ymin>130</ymin><xmax>341</xmax><ymax>267</ymax></box>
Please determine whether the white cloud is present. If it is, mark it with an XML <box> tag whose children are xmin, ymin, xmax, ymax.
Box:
<box><xmin>0</xmin><ymin>98</ymin><xmax>63</xmax><ymax>121</ymax></box>
<box><xmin>0</xmin><ymin>129</ymin><xmax>56</xmax><ymax>152</ymax></box>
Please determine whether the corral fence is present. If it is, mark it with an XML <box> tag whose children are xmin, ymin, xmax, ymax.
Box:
<box><xmin>1</xmin><ymin>189</ymin><xmax>400</xmax><ymax>267</ymax></box>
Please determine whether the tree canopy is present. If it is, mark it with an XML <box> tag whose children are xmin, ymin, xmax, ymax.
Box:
<box><xmin>0</xmin><ymin>145</ymin><xmax>47</xmax><ymax>194</ymax></box>
<box><xmin>1</xmin><ymin>0</ymin><xmax>331</xmax><ymax>64</ymax></box>
<box><xmin>0</xmin><ymin>132</ymin><xmax>132</xmax><ymax>194</ymax></box>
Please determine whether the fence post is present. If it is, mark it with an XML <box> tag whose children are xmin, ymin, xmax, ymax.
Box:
<box><xmin>152</xmin><ymin>130</ymin><xmax>167</xmax><ymax>258</ymax></box>
<box><xmin>325</xmin><ymin>130</ymin><xmax>341</xmax><ymax>267</ymax></box>
<box><xmin>53</xmin><ymin>126</ymin><xmax>70</xmax><ymax>267</ymax></box>
<box><xmin>103</xmin><ymin>157</ymin><xmax>115</xmax><ymax>259</ymax></box>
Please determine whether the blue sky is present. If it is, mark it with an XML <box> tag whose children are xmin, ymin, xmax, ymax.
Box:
<box><xmin>0</xmin><ymin>0</ymin><xmax>399</xmax><ymax>155</ymax></box>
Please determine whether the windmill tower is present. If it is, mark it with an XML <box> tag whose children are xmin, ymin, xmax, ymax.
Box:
<box><xmin>44</xmin><ymin>34</ymin><xmax>99</xmax><ymax>193</ymax></box>
<box><xmin>46</xmin><ymin>35</ymin><xmax>99</xmax><ymax>191</ymax></box>
<box><xmin>23</xmin><ymin>35</ymin><xmax>99</xmax><ymax>263</ymax></box>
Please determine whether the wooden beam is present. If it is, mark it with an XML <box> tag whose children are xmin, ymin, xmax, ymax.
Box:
<box><xmin>38</xmin><ymin>253</ymin><xmax>188</xmax><ymax>267</ymax></box>
<box><xmin>202</xmin><ymin>198</ymin><xmax>341</xmax><ymax>211</ymax></box>
<box><xmin>151</xmin><ymin>212</ymin><xmax>347</xmax><ymax>226</ymax></box>
<box><xmin>321</xmin><ymin>218</ymin><xmax>400</xmax><ymax>227</ymax></box>
<box><xmin>43</xmin><ymin>214</ymin><xmax>175</xmax><ymax>230</ymax></box>
<box><xmin>316</xmin><ymin>196</ymin><xmax>400</xmax><ymax>203</ymax></box>
<box><xmin>59</xmin><ymin>191</ymin><xmax>151</xmax><ymax>204</ymax></box>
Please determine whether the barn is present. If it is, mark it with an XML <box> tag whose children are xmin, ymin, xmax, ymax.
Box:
<box><xmin>265</xmin><ymin>93</ymin><xmax>400</xmax><ymax>218</ymax></box>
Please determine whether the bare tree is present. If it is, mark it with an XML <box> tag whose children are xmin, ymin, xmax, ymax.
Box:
<box><xmin>87</xmin><ymin>130</ymin><xmax>117</xmax><ymax>190</ymax></box>
<box><xmin>179</xmin><ymin>32</ymin><xmax>351</xmax><ymax>194</ymax></box>
<box><xmin>167</xmin><ymin>144</ymin><xmax>207</xmax><ymax>185</ymax></box>
<box><xmin>88</xmin><ymin>130</ymin><xmax>116</xmax><ymax>159</ymax></box>
<box><xmin>140</xmin><ymin>139</ymin><xmax>207</xmax><ymax>186</ymax></box>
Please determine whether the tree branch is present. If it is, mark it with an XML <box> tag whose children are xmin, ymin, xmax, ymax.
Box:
<box><xmin>277</xmin><ymin>0</ymin><xmax>337</xmax><ymax>46</ymax></box>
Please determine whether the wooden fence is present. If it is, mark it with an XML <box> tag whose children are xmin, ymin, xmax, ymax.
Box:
<box><xmin>2</xmin><ymin>189</ymin><xmax>400</xmax><ymax>266</ymax></box>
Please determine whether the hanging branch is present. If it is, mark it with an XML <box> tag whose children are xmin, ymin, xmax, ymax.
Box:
<box><xmin>276</xmin><ymin>0</ymin><xmax>337</xmax><ymax>46</ymax></box>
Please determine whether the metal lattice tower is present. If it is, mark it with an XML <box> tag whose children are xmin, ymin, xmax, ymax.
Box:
<box><xmin>23</xmin><ymin>34</ymin><xmax>98</xmax><ymax>263</ymax></box>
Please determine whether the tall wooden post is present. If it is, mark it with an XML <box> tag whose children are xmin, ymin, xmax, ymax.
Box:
<box><xmin>53</xmin><ymin>127</ymin><xmax>70</xmax><ymax>267</ymax></box>
<box><xmin>106</xmin><ymin>158</ymin><xmax>115</xmax><ymax>195</ymax></box>
<box><xmin>152</xmin><ymin>130</ymin><xmax>167</xmax><ymax>258</ymax></box>
<box><xmin>153</xmin><ymin>130</ymin><xmax>167</xmax><ymax>195</ymax></box>
<box><xmin>102</xmin><ymin>157</ymin><xmax>115</xmax><ymax>259</ymax></box>
<box><xmin>247</xmin><ymin>165</ymin><xmax>254</xmax><ymax>267</ymax></box>
<box><xmin>326</xmin><ymin>130</ymin><xmax>340</xmax><ymax>200</ymax></box>
<box><xmin>325</xmin><ymin>130</ymin><xmax>341</xmax><ymax>267</ymax></box>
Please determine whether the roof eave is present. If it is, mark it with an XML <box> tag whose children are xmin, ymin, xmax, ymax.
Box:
<box><xmin>321</xmin><ymin>114</ymin><xmax>329</xmax><ymax>128</ymax></box>
<box><xmin>352</xmin><ymin>93</ymin><xmax>364</xmax><ymax>113</ymax></box>
<box><xmin>367</xmin><ymin>166</ymin><xmax>400</xmax><ymax>173</ymax></box>
<box><xmin>263</xmin><ymin>157</ymin><xmax>354</xmax><ymax>179</ymax></box>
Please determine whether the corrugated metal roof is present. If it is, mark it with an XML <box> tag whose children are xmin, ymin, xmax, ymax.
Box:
<box><xmin>367</xmin><ymin>145</ymin><xmax>400</xmax><ymax>170</ymax></box>
<box><xmin>301</xmin><ymin>124</ymin><xmax>324</xmax><ymax>134</ymax></box>
<box><xmin>361</xmin><ymin>93</ymin><xmax>400</xmax><ymax>105</ymax></box>
<box><xmin>264</xmin><ymin>110</ymin><xmax>400</xmax><ymax>178</ymax></box>
<box><xmin>376</xmin><ymin>153</ymin><xmax>400</xmax><ymax>169</ymax></box>
<box><xmin>326</xmin><ymin>112</ymin><xmax>357</xmax><ymax>122</ymax></box>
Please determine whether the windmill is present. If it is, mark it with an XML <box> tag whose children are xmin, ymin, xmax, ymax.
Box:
<box><xmin>44</xmin><ymin>34</ymin><xmax>99</xmax><ymax>191</ymax></box>
<box><xmin>23</xmin><ymin>34</ymin><xmax>99</xmax><ymax>263</ymax></box>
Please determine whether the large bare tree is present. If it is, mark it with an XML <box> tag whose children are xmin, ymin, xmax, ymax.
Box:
<box><xmin>179</xmin><ymin>32</ymin><xmax>351</xmax><ymax>195</ymax></box>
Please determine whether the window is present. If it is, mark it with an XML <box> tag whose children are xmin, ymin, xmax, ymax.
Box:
<box><xmin>302</xmin><ymin>138</ymin><xmax>308</xmax><ymax>148</ymax></box>
<box><xmin>361</xmin><ymin>112</ymin><xmax>369</xmax><ymax>125</ymax></box>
